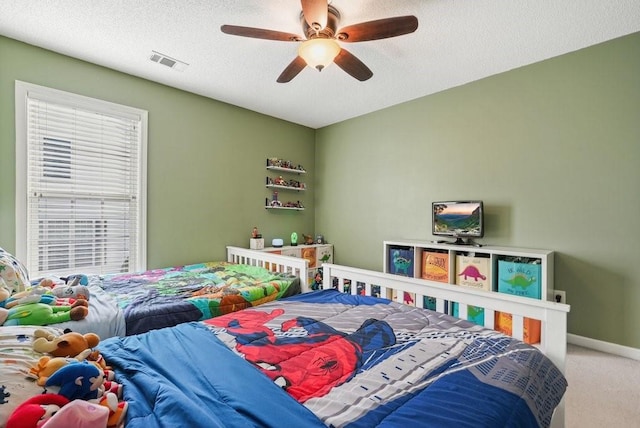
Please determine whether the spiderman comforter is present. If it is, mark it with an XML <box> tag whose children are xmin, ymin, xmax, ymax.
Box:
<box><xmin>98</xmin><ymin>290</ymin><xmax>567</xmax><ymax>428</ymax></box>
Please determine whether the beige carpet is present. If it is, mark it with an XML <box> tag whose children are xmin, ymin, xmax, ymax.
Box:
<box><xmin>565</xmin><ymin>344</ymin><xmax>640</xmax><ymax>427</ymax></box>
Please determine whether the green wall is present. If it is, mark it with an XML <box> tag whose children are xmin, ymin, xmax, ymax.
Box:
<box><xmin>316</xmin><ymin>32</ymin><xmax>640</xmax><ymax>349</ymax></box>
<box><xmin>2</xmin><ymin>32</ymin><xmax>639</xmax><ymax>350</ymax></box>
<box><xmin>0</xmin><ymin>36</ymin><xmax>316</xmax><ymax>268</ymax></box>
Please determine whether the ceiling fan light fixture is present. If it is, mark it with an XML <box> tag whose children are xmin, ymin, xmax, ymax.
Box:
<box><xmin>298</xmin><ymin>38</ymin><xmax>340</xmax><ymax>71</ymax></box>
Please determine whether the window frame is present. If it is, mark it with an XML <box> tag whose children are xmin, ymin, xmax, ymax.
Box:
<box><xmin>14</xmin><ymin>80</ymin><xmax>148</xmax><ymax>276</ymax></box>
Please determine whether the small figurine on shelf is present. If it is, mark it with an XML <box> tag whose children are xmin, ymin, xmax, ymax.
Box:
<box><xmin>303</xmin><ymin>234</ymin><xmax>314</xmax><ymax>245</ymax></box>
<box><xmin>274</xmin><ymin>176</ymin><xmax>285</xmax><ymax>186</ymax></box>
<box><xmin>269</xmin><ymin>191</ymin><xmax>282</xmax><ymax>207</ymax></box>
<box><xmin>252</xmin><ymin>227</ymin><xmax>262</xmax><ymax>239</ymax></box>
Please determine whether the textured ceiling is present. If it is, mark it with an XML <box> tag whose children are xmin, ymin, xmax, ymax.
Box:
<box><xmin>1</xmin><ymin>0</ymin><xmax>639</xmax><ymax>129</ymax></box>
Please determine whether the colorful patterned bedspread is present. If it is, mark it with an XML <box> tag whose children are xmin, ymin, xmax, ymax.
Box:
<box><xmin>95</xmin><ymin>261</ymin><xmax>300</xmax><ymax>335</ymax></box>
<box><xmin>99</xmin><ymin>290</ymin><xmax>567</xmax><ymax>428</ymax></box>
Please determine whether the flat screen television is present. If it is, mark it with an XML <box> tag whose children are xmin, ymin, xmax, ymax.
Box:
<box><xmin>432</xmin><ymin>201</ymin><xmax>484</xmax><ymax>244</ymax></box>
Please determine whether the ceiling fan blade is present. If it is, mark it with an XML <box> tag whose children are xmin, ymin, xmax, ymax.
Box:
<box><xmin>301</xmin><ymin>0</ymin><xmax>328</xmax><ymax>30</ymax></box>
<box><xmin>277</xmin><ymin>56</ymin><xmax>307</xmax><ymax>83</ymax></box>
<box><xmin>333</xmin><ymin>48</ymin><xmax>373</xmax><ymax>81</ymax></box>
<box><xmin>221</xmin><ymin>25</ymin><xmax>302</xmax><ymax>42</ymax></box>
<box><xmin>336</xmin><ymin>16</ymin><xmax>419</xmax><ymax>42</ymax></box>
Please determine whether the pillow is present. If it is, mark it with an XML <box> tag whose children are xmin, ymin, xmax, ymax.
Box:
<box><xmin>0</xmin><ymin>247</ymin><xmax>30</xmax><ymax>293</ymax></box>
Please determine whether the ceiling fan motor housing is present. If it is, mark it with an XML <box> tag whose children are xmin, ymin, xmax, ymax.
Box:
<box><xmin>301</xmin><ymin>5</ymin><xmax>340</xmax><ymax>39</ymax></box>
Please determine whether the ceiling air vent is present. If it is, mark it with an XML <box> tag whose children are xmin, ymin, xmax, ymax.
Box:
<box><xmin>149</xmin><ymin>51</ymin><xmax>188</xmax><ymax>71</ymax></box>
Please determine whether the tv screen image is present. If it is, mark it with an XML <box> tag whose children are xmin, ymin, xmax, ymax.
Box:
<box><xmin>432</xmin><ymin>201</ymin><xmax>484</xmax><ymax>241</ymax></box>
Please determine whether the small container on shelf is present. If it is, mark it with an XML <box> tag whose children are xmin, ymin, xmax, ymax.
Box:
<box><xmin>249</xmin><ymin>238</ymin><xmax>264</xmax><ymax>250</ymax></box>
<box><xmin>497</xmin><ymin>257</ymin><xmax>542</xmax><ymax>299</ymax></box>
<box><xmin>455</xmin><ymin>253</ymin><xmax>491</xmax><ymax>291</ymax></box>
<box><xmin>301</xmin><ymin>246</ymin><xmax>317</xmax><ymax>269</ymax></box>
<box><xmin>388</xmin><ymin>246</ymin><xmax>415</xmax><ymax>277</ymax></box>
<box><xmin>421</xmin><ymin>249</ymin><xmax>449</xmax><ymax>283</ymax></box>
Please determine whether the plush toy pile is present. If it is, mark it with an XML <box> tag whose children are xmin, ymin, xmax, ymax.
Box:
<box><xmin>5</xmin><ymin>329</ymin><xmax>129</xmax><ymax>428</ymax></box>
<box><xmin>0</xmin><ymin>275</ymin><xmax>91</xmax><ymax>326</ymax></box>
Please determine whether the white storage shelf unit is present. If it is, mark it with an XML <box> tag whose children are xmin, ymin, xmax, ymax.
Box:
<box><xmin>253</xmin><ymin>244</ymin><xmax>333</xmax><ymax>293</ymax></box>
<box><xmin>383</xmin><ymin>240</ymin><xmax>555</xmax><ymax>302</ymax></box>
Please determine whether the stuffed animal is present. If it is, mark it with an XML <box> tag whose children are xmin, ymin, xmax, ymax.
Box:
<box><xmin>1</xmin><ymin>275</ymin><xmax>89</xmax><ymax>308</ymax></box>
<box><xmin>51</xmin><ymin>284</ymin><xmax>90</xmax><ymax>301</ymax></box>
<box><xmin>98</xmin><ymin>392</ymin><xmax>129</xmax><ymax>427</ymax></box>
<box><xmin>29</xmin><ymin>352</ymin><xmax>117</xmax><ymax>391</ymax></box>
<box><xmin>61</xmin><ymin>274</ymin><xmax>89</xmax><ymax>286</ymax></box>
<box><xmin>87</xmin><ymin>349</ymin><xmax>112</xmax><ymax>371</ymax></box>
<box><xmin>32</xmin><ymin>329</ymin><xmax>100</xmax><ymax>358</ymax></box>
<box><xmin>45</xmin><ymin>361</ymin><xmax>104</xmax><ymax>401</ymax></box>
<box><xmin>1</xmin><ymin>300</ymin><xmax>88</xmax><ymax>326</ymax></box>
<box><xmin>2</xmin><ymin>287</ymin><xmax>57</xmax><ymax>309</ymax></box>
<box><xmin>29</xmin><ymin>351</ymin><xmax>92</xmax><ymax>386</ymax></box>
<box><xmin>37</xmin><ymin>398</ymin><xmax>109</xmax><ymax>428</ymax></box>
<box><xmin>5</xmin><ymin>393</ymin><xmax>70</xmax><ymax>428</ymax></box>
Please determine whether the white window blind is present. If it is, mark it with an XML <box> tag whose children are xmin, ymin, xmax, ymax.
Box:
<box><xmin>15</xmin><ymin>81</ymin><xmax>147</xmax><ymax>277</ymax></box>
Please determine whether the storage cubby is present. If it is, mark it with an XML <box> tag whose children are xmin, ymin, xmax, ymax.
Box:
<box><xmin>383</xmin><ymin>240</ymin><xmax>554</xmax><ymax>301</ymax></box>
<box><xmin>383</xmin><ymin>240</ymin><xmax>554</xmax><ymax>344</ymax></box>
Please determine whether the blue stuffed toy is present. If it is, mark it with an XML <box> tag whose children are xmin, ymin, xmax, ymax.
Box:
<box><xmin>45</xmin><ymin>361</ymin><xmax>104</xmax><ymax>401</ymax></box>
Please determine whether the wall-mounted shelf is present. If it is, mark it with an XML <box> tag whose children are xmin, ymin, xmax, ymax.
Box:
<box><xmin>265</xmin><ymin>206</ymin><xmax>304</xmax><ymax>211</ymax></box>
<box><xmin>265</xmin><ymin>158</ymin><xmax>307</xmax><ymax>212</ymax></box>
<box><xmin>266</xmin><ymin>165</ymin><xmax>306</xmax><ymax>174</ymax></box>
<box><xmin>266</xmin><ymin>184</ymin><xmax>306</xmax><ymax>191</ymax></box>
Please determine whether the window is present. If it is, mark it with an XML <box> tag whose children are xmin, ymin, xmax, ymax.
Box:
<box><xmin>15</xmin><ymin>81</ymin><xmax>147</xmax><ymax>277</ymax></box>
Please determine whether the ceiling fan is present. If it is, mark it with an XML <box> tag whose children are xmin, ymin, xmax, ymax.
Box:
<box><xmin>221</xmin><ymin>0</ymin><xmax>418</xmax><ymax>83</ymax></box>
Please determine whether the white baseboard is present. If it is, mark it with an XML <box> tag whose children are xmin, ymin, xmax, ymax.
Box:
<box><xmin>568</xmin><ymin>333</ymin><xmax>640</xmax><ymax>361</ymax></box>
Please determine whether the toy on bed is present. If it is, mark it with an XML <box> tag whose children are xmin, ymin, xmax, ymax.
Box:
<box><xmin>4</xmin><ymin>325</ymin><xmax>128</xmax><ymax>428</ymax></box>
<box><xmin>6</xmin><ymin>393</ymin><xmax>71</xmax><ymax>428</ymax></box>
<box><xmin>6</xmin><ymin>389</ymin><xmax>125</xmax><ymax>428</ymax></box>
<box><xmin>0</xmin><ymin>300</ymin><xmax>88</xmax><ymax>326</ymax></box>
<box><xmin>31</xmin><ymin>330</ymin><xmax>128</xmax><ymax>427</ymax></box>
<box><xmin>30</xmin><ymin>351</ymin><xmax>92</xmax><ymax>386</ymax></box>
<box><xmin>0</xmin><ymin>273</ymin><xmax>91</xmax><ymax>326</ymax></box>
<box><xmin>32</xmin><ymin>329</ymin><xmax>101</xmax><ymax>358</ymax></box>
<box><xmin>1</xmin><ymin>282</ymin><xmax>89</xmax><ymax>309</ymax></box>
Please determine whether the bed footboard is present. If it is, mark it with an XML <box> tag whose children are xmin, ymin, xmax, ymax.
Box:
<box><xmin>321</xmin><ymin>263</ymin><xmax>570</xmax><ymax>428</ymax></box>
<box><xmin>226</xmin><ymin>246</ymin><xmax>309</xmax><ymax>291</ymax></box>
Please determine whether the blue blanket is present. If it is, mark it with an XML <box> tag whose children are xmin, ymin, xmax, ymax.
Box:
<box><xmin>99</xmin><ymin>322</ymin><xmax>324</xmax><ymax>428</ymax></box>
<box><xmin>100</xmin><ymin>290</ymin><xmax>567</xmax><ymax>428</ymax></box>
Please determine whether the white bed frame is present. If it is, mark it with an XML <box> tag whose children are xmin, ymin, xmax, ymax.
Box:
<box><xmin>226</xmin><ymin>246</ymin><xmax>310</xmax><ymax>291</ymax></box>
<box><xmin>321</xmin><ymin>263</ymin><xmax>571</xmax><ymax>428</ymax></box>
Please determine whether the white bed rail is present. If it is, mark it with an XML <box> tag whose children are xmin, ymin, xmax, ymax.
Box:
<box><xmin>322</xmin><ymin>263</ymin><xmax>569</xmax><ymax>368</ymax></box>
<box><xmin>226</xmin><ymin>246</ymin><xmax>309</xmax><ymax>291</ymax></box>
<box><xmin>321</xmin><ymin>263</ymin><xmax>570</xmax><ymax>428</ymax></box>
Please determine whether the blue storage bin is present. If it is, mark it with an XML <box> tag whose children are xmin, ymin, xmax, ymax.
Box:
<box><xmin>498</xmin><ymin>260</ymin><xmax>542</xmax><ymax>299</ymax></box>
<box><xmin>388</xmin><ymin>246</ymin><xmax>414</xmax><ymax>277</ymax></box>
